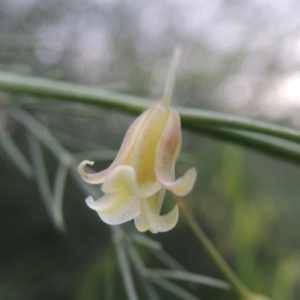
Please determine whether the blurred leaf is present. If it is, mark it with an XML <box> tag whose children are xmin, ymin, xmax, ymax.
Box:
<box><xmin>114</xmin><ymin>228</ymin><xmax>139</xmax><ymax>300</ymax></box>
<box><xmin>9</xmin><ymin>107</ymin><xmax>73</xmax><ymax>165</ymax></box>
<box><xmin>222</xmin><ymin>145</ymin><xmax>263</xmax><ymax>291</ymax></box>
<box><xmin>75</xmin><ymin>248</ymin><xmax>115</xmax><ymax>300</ymax></box>
<box><xmin>0</xmin><ymin>125</ymin><xmax>33</xmax><ymax>178</ymax></box>
<box><xmin>151</xmin><ymin>248</ymin><xmax>186</xmax><ymax>272</ymax></box>
<box><xmin>52</xmin><ymin>163</ymin><xmax>68</xmax><ymax>231</ymax></box>
<box><xmin>103</xmin><ymin>251</ymin><xmax>115</xmax><ymax>300</ymax></box>
<box><xmin>129</xmin><ymin>232</ymin><xmax>161</xmax><ymax>250</ymax></box>
<box><xmin>126</xmin><ymin>243</ymin><xmax>160</xmax><ymax>300</ymax></box>
<box><xmin>145</xmin><ymin>269</ymin><xmax>229</xmax><ymax>290</ymax></box>
<box><xmin>127</xmin><ymin>237</ymin><xmax>228</xmax><ymax>300</ymax></box>
<box><xmin>28</xmin><ymin>136</ymin><xmax>52</xmax><ymax>214</ymax></box>
<box><xmin>150</xmin><ymin>277</ymin><xmax>201</xmax><ymax>300</ymax></box>
<box><xmin>272</xmin><ymin>254</ymin><xmax>300</xmax><ymax>300</ymax></box>
<box><xmin>28</xmin><ymin>136</ymin><xmax>68</xmax><ymax>232</ymax></box>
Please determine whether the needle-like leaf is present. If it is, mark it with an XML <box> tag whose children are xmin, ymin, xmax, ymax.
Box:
<box><xmin>0</xmin><ymin>126</ymin><xmax>33</xmax><ymax>178</ymax></box>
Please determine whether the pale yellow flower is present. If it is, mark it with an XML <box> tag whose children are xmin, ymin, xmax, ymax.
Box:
<box><xmin>78</xmin><ymin>48</ymin><xmax>197</xmax><ymax>233</ymax></box>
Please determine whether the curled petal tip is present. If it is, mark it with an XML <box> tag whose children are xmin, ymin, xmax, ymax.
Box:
<box><xmin>77</xmin><ymin>160</ymin><xmax>108</xmax><ymax>184</ymax></box>
<box><xmin>148</xmin><ymin>204</ymin><xmax>179</xmax><ymax>233</ymax></box>
<box><xmin>78</xmin><ymin>160</ymin><xmax>94</xmax><ymax>175</ymax></box>
<box><xmin>174</xmin><ymin>167</ymin><xmax>197</xmax><ymax>197</ymax></box>
<box><xmin>86</xmin><ymin>193</ymin><xmax>121</xmax><ymax>211</ymax></box>
<box><xmin>158</xmin><ymin>167</ymin><xmax>197</xmax><ymax>197</ymax></box>
<box><xmin>79</xmin><ymin>160</ymin><xmax>94</xmax><ymax>168</ymax></box>
<box><xmin>153</xmin><ymin>204</ymin><xmax>179</xmax><ymax>233</ymax></box>
<box><xmin>136</xmin><ymin>194</ymin><xmax>179</xmax><ymax>233</ymax></box>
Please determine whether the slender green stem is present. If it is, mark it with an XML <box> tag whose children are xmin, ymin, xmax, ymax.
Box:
<box><xmin>3</xmin><ymin>72</ymin><xmax>300</xmax><ymax>166</ymax></box>
<box><xmin>13</xmin><ymin>97</ymin><xmax>300</xmax><ymax>165</ymax></box>
<box><xmin>10</xmin><ymin>100</ymin><xmax>300</xmax><ymax>166</ymax></box>
<box><xmin>0</xmin><ymin>71</ymin><xmax>149</xmax><ymax>113</ymax></box>
<box><xmin>1</xmin><ymin>71</ymin><xmax>300</xmax><ymax>144</ymax></box>
<box><xmin>194</xmin><ymin>126</ymin><xmax>300</xmax><ymax>165</ymax></box>
<box><xmin>179</xmin><ymin>107</ymin><xmax>300</xmax><ymax>144</ymax></box>
<box><xmin>177</xmin><ymin>199</ymin><xmax>254</xmax><ymax>300</ymax></box>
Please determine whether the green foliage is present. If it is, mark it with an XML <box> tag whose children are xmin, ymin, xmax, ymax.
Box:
<box><xmin>1</xmin><ymin>58</ymin><xmax>300</xmax><ymax>300</ymax></box>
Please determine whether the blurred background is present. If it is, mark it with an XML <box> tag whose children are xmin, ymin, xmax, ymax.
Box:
<box><xmin>1</xmin><ymin>0</ymin><xmax>300</xmax><ymax>299</ymax></box>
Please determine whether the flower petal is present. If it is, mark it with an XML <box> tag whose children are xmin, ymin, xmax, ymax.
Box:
<box><xmin>134</xmin><ymin>190</ymin><xmax>178</xmax><ymax>233</ymax></box>
<box><xmin>86</xmin><ymin>193</ymin><xmax>140</xmax><ymax>225</ymax></box>
<box><xmin>160</xmin><ymin>167</ymin><xmax>197</xmax><ymax>197</ymax></box>
<box><xmin>84</xmin><ymin>165</ymin><xmax>142</xmax><ymax>225</ymax></box>
<box><xmin>127</xmin><ymin>105</ymin><xmax>170</xmax><ymax>197</ymax></box>
<box><xmin>149</xmin><ymin>204</ymin><xmax>178</xmax><ymax>233</ymax></box>
<box><xmin>78</xmin><ymin>108</ymin><xmax>151</xmax><ymax>184</ymax></box>
<box><xmin>101</xmin><ymin>165</ymin><xmax>138</xmax><ymax>195</ymax></box>
<box><xmin>111</xmin><ymin>108</ymin><xmax>153</xmax><ymax>167</ymax></box>
<box><xmin>155</xmin><ymin>110</ymin><xmax>197</xmax><ymax>196</ymax></box>
<box><xmin>134</xmin><ymin>189</ymin><xmax>165</xmax><ymax>232</ymax></box>
<box><xmin>134</xmin><ymin>214</ymin><xmax>148</xmax><ymax>232</ymax></box>
<box><xmin>86</xmin><ymin>195</ymin><xmax>116</xmax><ymax>210</ymax></box>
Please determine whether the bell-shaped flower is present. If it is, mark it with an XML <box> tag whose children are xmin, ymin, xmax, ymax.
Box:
<box><xmin>78</xmin><ymin>48</ymin><xmax>197</xmax><ymax>233</ymax></box>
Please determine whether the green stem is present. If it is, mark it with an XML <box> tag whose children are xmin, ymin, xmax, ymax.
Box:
<box><xmin>194</xmin><ymin>126</ymin><xmax>300</xmax><ymax>165</ymax></box>
<box><xmin>0</xmin><ymin>71</ymin><xmax>149</xmax><ymax>113</ymax></box>
<box><xmin>10</xmin><ymin>99</ymin><xmax>300</xmax><ymax>166</ymax></box>
<box><xmin>177</xmin><ymin>199</ymin><xmax>254</xmax><ymax>300</ymax></box>
<box><xmin>3</xmin><ymin>72</ymin><xmax>300</xmax><ymax>166</ymax></box>
<box><xmin>1</xmin><ymin>71</ymin><xmax>300</xmax><ymax>144</ymax></box>
<box><xmin>14</xmin><ymin>97</ymin><xmax>300</xmax><ymax>165</ymax></box>
<box><xmin>179</xmin><ymin>107</ymin><xmax>300</xmax><ymax>144</ymax></box>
